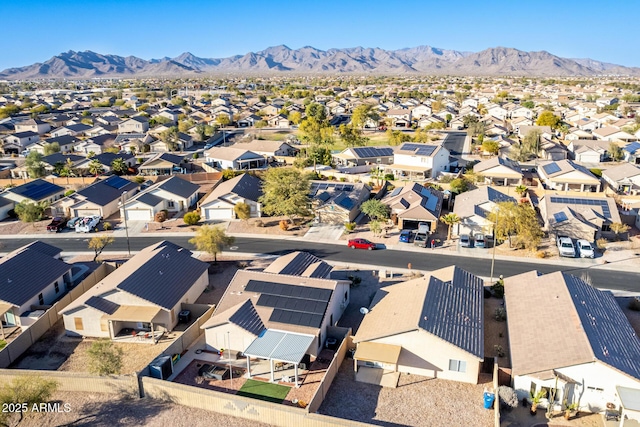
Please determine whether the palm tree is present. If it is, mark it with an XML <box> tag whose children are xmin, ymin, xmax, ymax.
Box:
<box><xmin>88</xmin><ymin>159</ymin><xmax>104</xmax><ymax>177</ymax></box>
<box><xmin>440</xmin><ymin>213</ymin><xmax>461</xmax><ymax>241</ymax></box>
<box><xmin>110</xmin><ymin>158</ymin><xmax>128</xmax><ymax>176</ymax></box>
<box><xmin>515</xmin><ymin>185</ymin><xmax>528</xmax><ymax>197</ymax></box>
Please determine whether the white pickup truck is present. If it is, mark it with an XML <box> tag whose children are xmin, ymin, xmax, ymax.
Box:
<box><xmin>75</xmin><ymin>215</ymin><xmax>101</xmax><ymax>233</ymax></box>
<box><xmin>556</xmin><ymin>235</ymin><xmax>575</xmax><ymax>258</ymax></box>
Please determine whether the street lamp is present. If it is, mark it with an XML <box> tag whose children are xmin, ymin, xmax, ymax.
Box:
<box><xmin>120</xmin><ymin>191</ymin><xmax>131</xmax><ymax>257</ymax></box>
<box><xmin>490</xmin><ymin>210</ymin><xmax>499</xmax><ymax>284</ymax></box>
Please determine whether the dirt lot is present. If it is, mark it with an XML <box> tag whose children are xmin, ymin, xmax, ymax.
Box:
<box><xmin>319</xmin><ymin>360</ymin><xmax>495</xmax><ymax>427</ymax></box>
<box><xmin>12</xmin><ymin>391</ymin><xmax>272</xmax><ymax>427</ymax></box>
<box><xmin>227</xmin><ymin>216</ymin><xmax>311</xmax><ymax>236</ymax></box>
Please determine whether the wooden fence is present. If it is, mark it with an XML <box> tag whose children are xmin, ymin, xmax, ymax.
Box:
<box><xmin>0</xmin><ymin>263</ymin><xmax>115</xmax><ymax>368</ymax></box>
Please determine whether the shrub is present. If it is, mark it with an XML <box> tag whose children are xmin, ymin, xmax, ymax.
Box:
<box><xmin>102</xmin><ymin>221</ymin><xmax>112</xmax><ymax>231</ymax></box>
<box><xmin>87</xmin><ymin>339</ymin><xmax>123</xmax><ymax>375</ymax></box>
<box><xmin>134</xmin><ymin>176</ymin><xmax>145</xmax><ymax>184</ymax></box>
<box><xmin>491</xmin><ymin>279</ymin><xmax>504</xmax><ymax>298</ymax></box>
<box><xmin>192</xmin><ymin>152</ymin><xmax>199</xmax><ymax>160</ymax></box>
<box><xmin>222</xmin><ymin>169</ymin><xmax>238</xmax><ymax>180</ymax></box>
<box><xmin>279</xmin><ymin>219</ymin><xmax>289</xmax><ymax>231</ymax></box>
<box><xmin>629</xmin><ymin>297</ymin><xmax>640</xmax><ymax>312</ymax></box>
<box><xmin>183</xmin><ymin>211</ymin><xmax>201</xmax><ymax>226</ymax></box>
<box><xmin>64</xmin><ymin>189</ymin><xmax>76</xmax><ymax>197</ymax></box>
<box><xmin>344</xmin><ymin>222</ymin><xmax>356</xmax><ymax>232</ymax></box>
<box><xmin>535</xmin><ymin>250</ymin><xmax>547</xmax><ymax>258</ymax></box>
<box><xmin>495</xmin><ymin>307</ymin><xmax>507</xmax><ymax>321</ymax></box>
<box><xmin>339</xmin><ymin>177</ymin><xmax>347</xmax><ymax>182</ymax></box>
<box><xmin>497</xmin><ymin>386</ymin><xmax>519</xmax><ymax>409</ymax></box>
<box><xmin>155</xmin><ymin>211</ymin><xmax>167</xmax><ymax>223</ymax></box>
<box><xmin>14</xmin><ymin>201</ymin><xmax>45</xmax><ymax>222</ymax></box>
<box><xmin>254</xmin><ymin>219</ymin><xmax>264</xmax><ymax>227</ymax></box>
<box><xmin>383</xmin><ymin>174</ymin><xmax>395</xmax><ymax>181</ymax></box>
<box><xmin>596</xmin><ymin>237</ymin><xmax>608</xmax><ymax>250</ymax></box>
<box><xmin>328</xmin><ymin>175</ymin><xmax>336</xmax><ymax>181</ymax></box>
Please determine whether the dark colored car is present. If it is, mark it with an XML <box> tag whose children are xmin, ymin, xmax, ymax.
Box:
<box><xmin>46</xmin><ymin>217</ymin><xmax>67</xmax><ymax>232</ymax></box>
<box><xmin>348</xmin><ymin>238</ymin><xmax>376</xmax><ymax>250</ymax></box>
<box><xmin>399</xmin><ymin>230</ymin><xmax>414</xmax><ymax>243</ymax></box>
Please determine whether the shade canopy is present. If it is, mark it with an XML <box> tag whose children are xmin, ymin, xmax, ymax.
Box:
<box><xmin>354</xmin><ymin>341</ymin><xmax>401</xmax><ymax>365</ymax></box>
<box><xmin>243</xmin><ymin>329</ymin><xmax>314</xmax><ymax>364</ymax></box>
<box><xmin>106</xmin><ymin>305</ymin><xmax>161</xmax><ymax>323</ymax></box>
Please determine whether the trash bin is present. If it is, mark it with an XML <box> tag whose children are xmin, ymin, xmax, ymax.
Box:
<box><xmin>483</xmin><ymin>392</ymin><xmax>495</xmax><ymax>409</ymax></box>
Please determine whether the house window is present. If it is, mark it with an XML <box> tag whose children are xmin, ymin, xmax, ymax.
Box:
<box><xmin>530</xmin><ymin>382</ymin><xmax>537</xmax><ymax>397</ymax></box>
<box><xmin>54</xmin><ymin>282</ymin><xmax>60</xmax><ymax>294</ymax></box>
<box><xmin>587</xmin><ymin>386</ymin><xmax>604</xmax><ymax>392</ymax></box>
<box><xmin>38</xmin><ymin>293</ymin><xmax>44</xmax><ymax>305</ymax></box>
<box><xmin>602</xmin><ymin>224</ymin><xmax>611</xmax><ymax>232</ymax></box>
<box><xmin>541</xmin><ymin>386</ymin><xmax>558</xmax><ymax>402</ymax></box>
<box><xmin>318</xmin><ymin>332</ymin><xmax>322</xmax><ymax>347</ymax></box>
<box><xmin>167</xmin><ymin>201</ymin><xmax>175</xmax><ymax>208</ymax></box>
<box><xmin>74</xmin><ymin>318</ymin><xmax>84</xmax><ymax>331</ymax></box>
<box><xmin>448</xmin><ymin>359</ymin><xmax>467</xmax><ymax>373</ymax></box>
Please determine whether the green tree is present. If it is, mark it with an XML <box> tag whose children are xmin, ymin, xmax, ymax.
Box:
<box><xmin>87</xmin><ymin>339</ymin><xmax>124</xmax><ymax>375</ymax></box>
<box><xmin>450</xmin><ymin>177</ymin><xmax>470</xmax><ymax>194</ymax></box>
<box><xmin>59</xmin><ymin>158</ymin><xmax>76</xmax><ymax>177</ymax></box>
<box><xmin>360</xmin><ymin>199</ymin><xmax>390</xmax><ymax>220</ymax></box>
<box><xmin>369</xmin><ymin>220</ymin><xmax>382</xmax><ymax>237</ymax></box>
<box><xmin>216</xmin><ymin>115</ymin><xmax>231</xmax><ymax>127</ymax></box>
<box><xmin>0</xmin><ymin>376</ymin><xmax>58</xmax><ymax>427</ymax></box>
<box><xmin>515</xmin><ymin>185</ymin><xmax>528</xmax><ymax>197</ymax></box>
<box><xmin>536</xmin><ymin>111</ymin><xmax>561</xmax><ymax>129</ymax></box>
<box><xmin>25</xmin><ymin>151</ymin><xmax>46</xmax><ymax>178</ymax></box>
<box><xmin>178</xmin><ymin>119</ymin><xmax>195</xmax><ymax>133</ymax></box>
<box><xmin>234</xmin><ymin>202</ymin><xmax>251</xmax><ymax>221</ymax></box>
<box><xmin>609</xmin><ymin>142</ymin><xmax>624</xmax><ymax>161</ymax></box>
<box><xmin>43</xmin><ymin>142</ymin><xmax>60</xmax><ymax>156</ymax></box>
<box><xmin>487</xmin><ymin>201</ymin><xmax>543</xmax><ymax>250</ymax></box>
<box><xmin>189</xmin><ymin>225</ymin><xmax>235</xmax><ymax>262</ymax></box>
<box><xmin>385</xmin><ymin>129</ymin><xmax>411</xmax><ymax>145</ymax></box>
<box><xmin>412</xmin><ymin>128</ymin><xmax>430</xmax><ymax>143</ymax></box>
<box><xmin>259</xmin><ymin>168</ymin><xmax>311</xmax><ymax>223</ymax></box>
<box><xmin>88</xmin><ymin>235</ymin><xmax>115</xmax><ymax>262</ymax></box>
<box><xmin>338</xmin><ymin>124</ymin><xmax>368</xmax><ymax>147</ymax></box>
<box><xmin>160</xmin><ymin>126</ymin><xmax>179</xmax><ymax>151</ymax></box>
<box><xmin>351</xmin><ymin>104</ymin><xmax>379</xmax><ymax>129</ymax></box>
<box><xmin>481</xmin><ymin>140</ymin><xmax>500</xmax><ymax>155</ymax></box>
<box><xmin>14</xmin><ymin>201</ymin><xmax>46</xmax><ymax>222</ymax></box>
<box><xmin>299</xmin><ymin>103</ymin><xmax>334</xmax><ymax>146</ymax></box>
<box><xmin>521</xmin><ymin>100</ymin><xmax>535</xmax><ymax>109</ymax></box>
<box><xmin>183</xmin><ymin>211</ymin><xmax>201</xmax><ymax>225</ymax></box>
<box><xmin>521</xmin><ymin>130</ymin><xmax>542</xmax><ymax>159</ymax></box>
<box><xmin>88</xmin><ymin>159</ymin><xmax>105</xmax><ymax>176</ymax></box>
<box><xmin>440</xmin><ymin>213</ymin><xmax>460</xmax><ymax>241</ymax></box>
<box><xmin>110</xmin><ymin>158</ymin><xmax>128</xmax><ymax>176</ymax></box>
<box><xmin>288</xmin><ymin>111</ymin><xmax>302</xmax><ymax>125</ymax></box>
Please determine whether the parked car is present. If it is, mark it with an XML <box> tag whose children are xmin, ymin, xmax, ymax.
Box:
<box><xmin>576</xmin><ymin>239</ymin><xmax>595</xmax><ymax>258</ymax></box>
<box><xmin>414</xmin><ymin>232</ymin><xmax>428</xmax><ymax>248</ymax></box>
<box><xmin>46</xmin><ymin>217</ymin><xmax>67</xmax><ymax>233</ymax></box>
<box><xmin>556</xmin><ymin>235</ymin><xmax>575</xmax><ymax>258</ymax></box>
<box><xmin>399</xmin><ymin>230</ymin><xmax>414</xmax><ymax>243</ymax></box>
<box><xmin>67</xmin><ymin>217</ymin><xmax>81</xmax><ymax>229</ymax></box>
<box><xmin>75</xmin><ymin>215</ymin><xmax>101</xmax><ymax>233</ymax></box>
<box><xmin>418</xmin><ymin>222</ymin><xmax>429</xmax><ymax>235</ymax></box>
<box><xmin>459</xmin><ymin>234</ymin><xmax>472</xmax><ymax>248</ymax></box>
<box><xmin>348</xmin><ymin>238</ymin><xmax>376</xmax><ymax>250</ymax></box>
<box><xmin>474</xmin><ymin>234</ymin><xmax>486</xmax><ymax>248</ymax></box>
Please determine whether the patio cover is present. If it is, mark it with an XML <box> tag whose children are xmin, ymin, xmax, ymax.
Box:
<box><xmin>243</xmin><ymin>329</ymin><xmax>314</xmax><ymax>364</ymax></box>
<box><xmin>106</xmin><ymin>306</ymin><xmax>162</xmax><ymax>323</ymax></box>
<box><xmin>0</xmin><ymin>302</ymin><xmax>13</xmax><ymax>316</ymax></box>
<box><xmin>618</xmin><ymin>386</ymin><xmax>640</xmax><ymax>412</ymax></box>
<box><xmin>354</xmin><ymin>342</ymin><xmax>401</xmax><ymax>365</ymax></box>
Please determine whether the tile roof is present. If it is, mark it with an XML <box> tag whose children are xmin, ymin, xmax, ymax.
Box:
<box><xmin>505</xmin><ymin>271</ymin><xmax>640</xmax><ymax>379</ymax></box>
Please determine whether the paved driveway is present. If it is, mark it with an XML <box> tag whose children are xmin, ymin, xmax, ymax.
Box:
<box><xmin>302</xmin><ymin>224</ymin><xmax>344</xmax><ymax>241</ymax></box>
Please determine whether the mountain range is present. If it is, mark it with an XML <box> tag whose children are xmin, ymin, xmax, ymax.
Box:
<box><xmin>1</xmin><ymin>45</ymin><xmax>638</xmax><ymax>79</ymax></box>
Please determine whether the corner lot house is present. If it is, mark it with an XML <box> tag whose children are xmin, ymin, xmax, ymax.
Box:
<box><xmin>352</xmin><ymin>266</ymin><xmax>484</xmax><ymax>386</ymax></box>
<box><xmin>0</xmin><ymin>242</ymin><xmax>72</xmax><ymax>330</ymax></box>
<box><xmin>62</xmin><ymin>241</ymin><xmax>209</xmax><ymax>341</ymax></box>
<box><xmin>199</xmin><ymin>173</ymin><xmax>262</xmax><ymax>220</ymax></box>
<box><xmin>121</xmin><ymin>176</ymin><xmax>199</xmax><ymax>221</ymax></box>
<box><xmin>505</xmin><ymin>270</ymin><xmax>640</xmax><ymax>415</ymax></box>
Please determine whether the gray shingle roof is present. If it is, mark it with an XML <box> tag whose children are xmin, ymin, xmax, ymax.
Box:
<box><xmin>419</xmin><ymin>267</ymin><xmax>484</xmax><ymax>359</ymax></box>
<box><xmin>156</xmin><ymin>176</ymin><xmax>199</xmax><ymax>199</ymax></box>
<box><xmin>206</xmin><ymin>173</ymin><xmax>262</xmax><ymax>202</ymax></box>
<box><xmin>134</xmin><ymin>192</ymin><xmax>165</xmax><ymax>207</ymax></box>
<box><xmin>19</xmin><ymin>241</ymin><xmax>62</xmax><ymax>258</ymax></box>
<box><xmin>228</xmin><ymin>300</ymin><xmax>266</xmax><ymax>336</ymax></box>
<box><xmin>85</xmin><ymin>295</ymin><xmax>120</xmax><ymax>315</ymax></box>
<box><xmin>115</xmin><ymin>241</ymin><xmax>209</xmax><ymax>309</ymax></box>
<box><xmin>0</xmin><ymin>245</ymin><xmax>71</xmax><ymax>307</ymax></box>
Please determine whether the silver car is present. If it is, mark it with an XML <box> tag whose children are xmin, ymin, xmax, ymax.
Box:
<box><xmin>459</xmin><ymin>234</ymin><xmax>472</xmax><ymax>248</ymax></box>
<box><xmin>576</xmin><ymin>239</ymin><xmax>595</xmax><ymax>258</ymax></box>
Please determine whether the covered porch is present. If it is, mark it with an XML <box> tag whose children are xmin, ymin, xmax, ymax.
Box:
<box><xmin>237</xmin><ymin>157</ymin><xmax>267</xmax><ymax>170</ymax></box>
<box><xmin>615</xmin><ymin>386</ymin><xmax>640</xmax><ymax>426</ymax></box>
<box><xmin>107</xmin><ymin>305</ymin><xmax>164</xmax><ymax>345</ymax></box>
<box><xmin>384</xmin><ymin>164</ymin><xmax>432</xmax><ymax>180</ymax></box>
<box><xmin>243</xmin><ymin>330</ymin><xmax>315</xmax><ymax>387</ymax></box>
<box><xmin>353</xmin><ymin>341</ymin><xmax>401</xmax><ymax>388</ymax></box>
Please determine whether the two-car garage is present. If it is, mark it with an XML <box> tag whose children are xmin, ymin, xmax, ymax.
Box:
<box><xmin>203</xmin><ymin>207</ymin><xmax>234</xmax><ymax>220</ymax></box>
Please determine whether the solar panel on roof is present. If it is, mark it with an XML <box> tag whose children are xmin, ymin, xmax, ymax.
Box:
<box><xmin>542</xmin><ymin>163</ymin><xmax>561</xmax><ymax>175</ymax></box>
<box><xmin>344</xmin><ymin>185</ymin><xmax>354</xmax><ymax>191</ymax></box>
<box><xmin>318</xmin><ymin>183</ymin><xmax>329</xmax><ymax>190</ymax></box>
<box><xmin>389</xmin><ymin>187</ymin><xmax>402</xmax><ymax>197</ymax></box>
<box><xmin>549</xmin><ymin>197</ymin><xmax>613</xmax><ymax>219</ymax></box>
<box><xmin>416</xmin><ymin>146</ymin><xmax>437</xmax><ymax>156</ymax></box>
<box><xmin>553</xmin><ymin>212</ymin><xmax>568</xmax><ymax>223</ymax></box>
<box><xmin>337</xmin><ymin>197</ymin><xmax>354</xmax><ymax>210</ymax></box>
<box><xmin>270</xmin><ymin>309</ymin><xmax>323</xmax><ymax>328</ymax></box>
<box><xmin>317</xmin><ymin>192</ymin><xmax>331</xmax><ymax>202</ymax></box>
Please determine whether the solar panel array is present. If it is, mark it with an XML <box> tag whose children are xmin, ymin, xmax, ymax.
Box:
<box><xmin>542</xmin><ymin>163</ymin><xmax>562</xmax><ymax>176</ymax></box>
<box><xmin>352</xmin><ymin>147</ymin><xmax>394</xmax><ymax>158</ymax></box>
<box><xmin>549</xmin><ymin>197</ymin><xmax>612</xmax><ymax>219</ymax></box>
<box><xmin>103</xmin><ymin>175</ymin><xmax>133</xmax><ymax>190</ymax></box>
<box><xmin>245</xmin><ymin>280</ymin><xmax>332</xmax><ymax>329</ymax></box>
<box><xmin>309</xmin><ymin>182</ymin><xmax>355</xmax><ymax>196</ymax></box>
<box><xmin>553</xmin><ymin>212</ymin><xmax>568</xmax><ymax>223</ymax></box>
<box><xmin>12</xmin><ymin>180</ymin><xmax>62</xmax><ymax>201</ymax></box>
<box><xmin>400</xmin><ymin>143</ymin><xmax>437</xmax><ymax>156</ymax></box>
<box><xmin>625</xmin><ymin>142</ymin><xmax>640</xmax><ymax>153</ymax></box>
<box><xmin>389</xmin><ymin>187</ymin><xmax>402</xmax><ymax>197</ymax></box>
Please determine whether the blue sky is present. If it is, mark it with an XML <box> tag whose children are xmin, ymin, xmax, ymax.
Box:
<box><xmin>2</xmin><ymin>0</ymin><xmax>638</xmax><ymax>70</ymax></box>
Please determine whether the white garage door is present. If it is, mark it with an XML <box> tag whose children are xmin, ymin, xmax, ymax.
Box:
<box><xmin>204</xmin><ymin>208</ymin><xmax>233</xmax><ymax>220</ymax></box>
<box><xmin>74</xmin><ymin>209</ymin><xmax>101</xmax><ymax>218</ymax></box>
<box><xmin>126</xmin><ymin>209</ymin><xmax>152</xmax><ymax>221</ymax></box>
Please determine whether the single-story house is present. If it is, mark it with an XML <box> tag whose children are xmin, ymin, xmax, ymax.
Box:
<box><xmin>120</xmin><ymin>175</ymin><xmax>199</xmax><ymax>221</ymax></box>
<box><xmin>262</xmin><ymin>251</ymin><xmax>333</xmax><ymax>279</ymax></box>
<box><xmin>199</xmin><ymin>173</ymin><xmax>262</xmax><ymax>220</ymax></box>
<box><xmin>75</xmin><ymin>152</ymin><xmax>136</xmax><ymax>175</ymax></box>
<box><xmin>537</xmin><ymin>160</ymin><xmax>601</xmax><ymax>192</ymax></box>
<box><xmin>332</xmin><ymin>146</ymin><xmax>395</xmax><ymax>168</ymax></box>
<box><xmin>453</xmin><ymin>186</ymin><xmax>516</xmax><ymax>237</ymax></box>
<box><xmin>473</xmin><ymin>157</ymin><xmax>523</xmax><ymax>186</ymax></box>
<box><xmin>62</xmin><ymin>241</ymin><xmax>209</xmax><ymax>342</ymax></box>
<box><xmin>505</xmin><ymin>270</ymin><xmax>640</xmax><ymax>414</ymax></box>
<box><xmin>352</xmin><ymin>266</ymin><xmax>484</xmax><ymax>386</ymax></box>
<box><xmin>50</xmin><ymin>123</ymin><xmax>92</xmax><ymax>138</ymax></box>
<box><xmin>74</xmin><ymin>133</ymin><xmax>117</xmax><ymax>155</ymax></box>
<box><xmin>51</xmin><ymin>175</ymin><xmax>138</xmax><ymax>218</ymax></box>
<box><xmin>3</xmin><ymin>179</ymin><xmax>65</xmax><ymax>205</ymax></box>
<box><xmin>309</xmin><ymin>181</ymin><xmax>371</xmax><ymax>224</ymax></box>
<box><xmin>602</xmin><ymin>163</ymin><xmax>640</xmax><ymax>195</ymax></box>
<box><xmin>0</xmin><ymin>241</ymin><xmax>72</xmax><ymax>331</ymax></box>
<box><xmin>382</xmin><ymin>183</ymin><xmax>443</xmax><ymax>232</ymax></box>
<box><xmin>567</xmin><ymin>140</ymin><xmax>613</xmax><ymax>163</ymax></box>
<box><xmin>540</xmin><ymin>194</ymin><xmax>621</xmax><ymax>241</ymax></box>
<box><xmin>204</xmin><ymin>146</ymin><xmax>267</xmax><ymax>171</ymax></box>
<box><xmin>138</xmin><ymin>153</ymin><xmax>187</xmax><ymax>176</ymax></box>
<box><xmin>235</xmin><ymin>140</ymin><xmax>297</xmax><ymax>158</ymax></box>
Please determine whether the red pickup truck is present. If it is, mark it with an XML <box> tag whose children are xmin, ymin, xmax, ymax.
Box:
<box><xmin>46</xmin><ymin>217</ymin><xmax>67</xmax><ymax>232</ymax></box>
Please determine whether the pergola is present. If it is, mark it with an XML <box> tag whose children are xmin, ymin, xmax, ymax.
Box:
<box><xmin>616</xmin><ymin>386</ymin><xmax>640</xmax><ymax>426</ymax></box>
<box><xmin>243</xmin><ymin>329</ymin><xmax>315</xmax><ymax>387</ymax></box>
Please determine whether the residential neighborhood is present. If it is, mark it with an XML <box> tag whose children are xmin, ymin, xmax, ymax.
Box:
<box><xmin>2</xmin><ymin>63</ymin><xmax>640</xmax><ymax>427</ymax></box>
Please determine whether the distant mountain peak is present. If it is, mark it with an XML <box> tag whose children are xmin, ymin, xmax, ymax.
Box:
<box><xmin>1</xmin><ymin>45</ymin><xmax>638</xmax><ymax>79</ymax></box>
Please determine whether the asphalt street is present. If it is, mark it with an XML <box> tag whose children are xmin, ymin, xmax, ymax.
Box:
<box><xmin>2</xmin><ymin>236</ymin><xmax>638</xmax><ymax>293</ymax></box>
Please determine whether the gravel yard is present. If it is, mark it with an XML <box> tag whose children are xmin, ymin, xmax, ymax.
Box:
<box><xmin>227</xmin><ymin>216</ymin><xmax>310</xmax><ymax>236</ymax></box>
<box><xmin>13</xmin><ymin>391</ymin><xmax>273</xmax><ymax>427</ymax></box>
<box><xmin>319</xmin><ymin>360</ymin><xmax>494</xmax><ymax>427</ymax></box>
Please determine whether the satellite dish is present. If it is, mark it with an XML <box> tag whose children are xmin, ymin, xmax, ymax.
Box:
<box><xmin>359</xmin><ymin>307</ymin><xmax>369</xmax><ymax>315</ymax></box>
